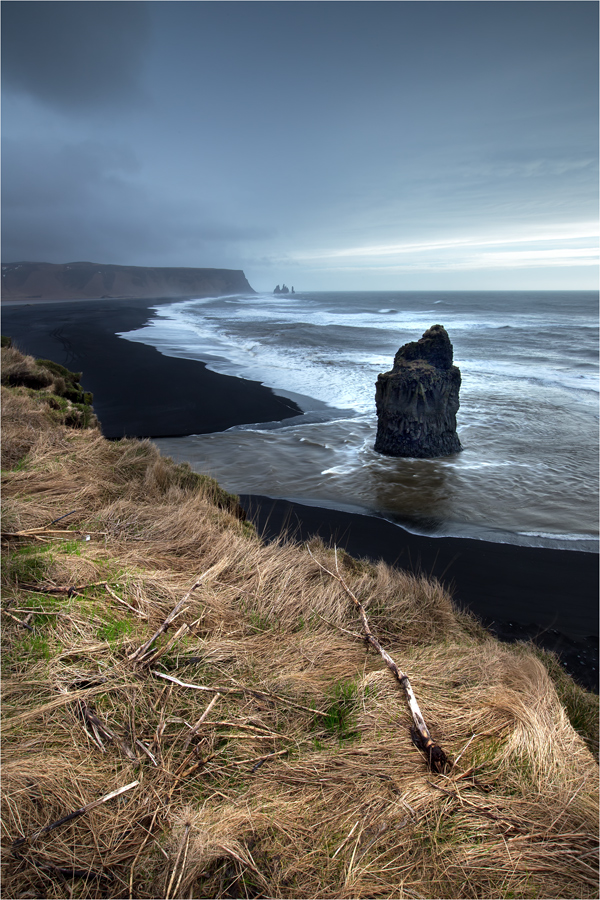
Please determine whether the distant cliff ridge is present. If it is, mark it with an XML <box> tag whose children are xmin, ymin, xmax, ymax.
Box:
<box><xmin>1</xmin><ymin>262</ymin><xmax>255</xmax><ymax>300</ymax></box>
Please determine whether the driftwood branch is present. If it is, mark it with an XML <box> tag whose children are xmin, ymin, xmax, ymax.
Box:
<box><xmin>2</xmin><ymin>608</ymin><xmax>35</xmax><ymax>631</ymax></box>
<box><xmin>128</xmin><ymin>598</ymin><xmax>188</xmax><ymax>662</ymax></box>
<box><xmin>12</xmin><ymin>780</ymin><xmax>139</xmax><ymax>849</ymax></box>
<box><xmin>151</xmin><ymin>670</ymin><xmax>327</xmax><ymax>717</ymax></box>
<box><xmin>128</xmin><ymin>561</ymin><xmax>228</xmax><ymax>663</ymax></box>
<box><xmin>182</xmin><ymin>692</ymin><xmax>221</xmax><ymax>750</ymax></box>
<box><xmin>307</xmin><ymin>545</ymin><xmax>451</xmax><ymax>774</ymax></box>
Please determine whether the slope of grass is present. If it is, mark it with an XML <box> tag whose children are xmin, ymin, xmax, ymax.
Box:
<box><xmin>1</xmin><ymin>361</ymin><xmax>598</xmax><ymax>899</ymax></box>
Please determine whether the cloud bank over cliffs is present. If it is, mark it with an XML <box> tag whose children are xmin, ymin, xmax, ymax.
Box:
<box><xmin>2</xmin><ymin>2</ymin><xmax>597</xmax><ymax>290</ymax></box>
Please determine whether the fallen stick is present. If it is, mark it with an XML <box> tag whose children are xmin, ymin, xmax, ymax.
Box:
<box><xmin>175</xmin><ymin>694</ymin><xmax>222</xmax><ymax>775</ymax></box>
<box><xmin>12</xmin><ymin>780</ymin><xmax>140</xmax><ymax>849</ymax></box>
<box><xmin>102</xmin><ymin>583</ymin><xmax>146</xmax><ymax>618</ymax></box>
<box><xmin>151</xmin><ymin>670</ymin><xmax>328</xmax><ymax>717</ymax></box>
<box><xmin>128</xmin><ymin>598</ymin><xmax>188</xmax><ymax>662</ymax></box>
<box><xmin>307</xmin><ymin>545</ymin><xmax>451</xmax><ymax>774</ymax></box>
<box><xmin>2</xmin><ymin>608</ymin><xmax>35</xmax><ymax>631</ymax></box>
<box><xmin>136</xmin><ymin>738</ymin><xmax>159</xmax><ymax>766</ymax></box>
<box><xmin>251</xmin><ymin>749</ymin><xmax>289</xmax><ymax>772</ymax></box>
<box><xmin>129</xmin><ymin>560</ymin><xmax>232</xmax><ymax>662</ymax></box>
<box><xmin>182</xmin><ymin>692</ymin><xmax>221</xmax><ymax>750</ymax></box>
<box><xmin>2</xmin><ymin>529</ymin><xmax>106</xmax><ymax>538</ymax></box>
<box><xmin>139</xmin><ymin>622</ymin><xmax>190</xmax><ymax>666</ymax></box>
<box><xmin>18</xmin><ymin>580</ymin><xmax>110</xmax><ymax>596</ymax></box>
<box><xmin>46</xmin><ymin>509</ymin><xmax>81</xmax><ymax>527</ymax></box>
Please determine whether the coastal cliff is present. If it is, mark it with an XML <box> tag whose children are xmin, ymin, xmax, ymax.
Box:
<box><xmin>1</xmin><ymin>261</ymin><xmax>255</xmax><ymax>301</ymax></box>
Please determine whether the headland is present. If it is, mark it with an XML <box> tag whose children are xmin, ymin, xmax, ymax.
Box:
<box><xmin>1</xmin><ymin>261</ymin><xmax>254</xmax><ymax>301</ymax></box>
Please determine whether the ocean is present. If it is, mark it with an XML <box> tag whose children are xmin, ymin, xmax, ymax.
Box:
<box><xmin>118</xmin><ymin>291</ymin><xmax>599</xmax><ymax>552</ymax></box>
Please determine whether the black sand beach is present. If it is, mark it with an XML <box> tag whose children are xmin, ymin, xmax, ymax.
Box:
<box><xmin>1</xmin><ymin>298</ymin><xmax>301</xmax><ymax>437</ymax></box>
<box><xmin>3</xmin><ymin>298</ymin><xmax>598</xmax><ymax>691</ymax></box>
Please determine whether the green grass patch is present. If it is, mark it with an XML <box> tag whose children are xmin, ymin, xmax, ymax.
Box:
<box><xmin>318</xmin><ymin>678</ymin><xmax>361</xmax><ymax>743</ymax></box>
<box><xmin>96</xmin><ymin>616</ymin><xmax>133</xmax><ymax>644</ymax></box>
<box><xmin>5</xmin><ymin>544</ymin><xmax>54</xmax><ymax>586</ymax></box>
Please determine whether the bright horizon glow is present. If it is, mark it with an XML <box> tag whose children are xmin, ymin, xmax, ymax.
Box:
<box><xmin>296</xmin><ymin>225</ymin><xmax>599</xmax><ymax>260</ymax></box>
<box><xmin>270</xmin><ymin>225</ymin><xmax>599</xmax><ymax>288</ymax></box>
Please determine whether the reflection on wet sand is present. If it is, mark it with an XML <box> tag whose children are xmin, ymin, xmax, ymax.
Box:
<box><xmin>367</xmin><ymin>454</ymin><xmax>455</xmax><ymax>534</ymax></box>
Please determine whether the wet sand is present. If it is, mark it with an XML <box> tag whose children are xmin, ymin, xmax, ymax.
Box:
<box><xmin>3</xmin><ymin>297</ymin><xmax>597</xmax><ymax>690</ymax></box>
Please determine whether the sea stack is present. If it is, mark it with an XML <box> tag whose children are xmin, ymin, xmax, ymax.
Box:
<box><xmin>374</xmin><ymin>324</ymin><xmax>462</xmax><ymax>458</ymax></box>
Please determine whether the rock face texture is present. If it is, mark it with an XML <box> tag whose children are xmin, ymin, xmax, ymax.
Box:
<box><xmin>374</xmin><ymin>324</ymin><xmax>462</xmax><ymax>458</ymax></box>
<box><xmin>1</xmin><ymin>262</ymin><xmax>254</xmax><ymax>301</ymax></box>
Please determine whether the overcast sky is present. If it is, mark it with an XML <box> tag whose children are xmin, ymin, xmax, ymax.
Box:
<box><xmin>2</xmin><ymin>1</ymin><xmax>598</xmax><ymax>291</ymax></box>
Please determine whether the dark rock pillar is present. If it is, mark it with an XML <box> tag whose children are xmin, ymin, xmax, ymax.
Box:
<box><xmin>374</xmin><ymin>324</ymin><xmax>462</xmax><ymax>458</ymax></box>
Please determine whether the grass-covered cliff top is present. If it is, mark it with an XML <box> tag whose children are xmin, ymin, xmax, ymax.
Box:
<box><xmin>1</xmin><ymin>346</ymin><xmax>598</xmax><ymax>899</ymax></box>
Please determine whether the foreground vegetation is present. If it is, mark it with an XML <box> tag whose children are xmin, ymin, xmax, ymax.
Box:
<box><xmin>1</xmin><ymin>347</ymin><xmax>598</xmax><ymax>899</ymax></box>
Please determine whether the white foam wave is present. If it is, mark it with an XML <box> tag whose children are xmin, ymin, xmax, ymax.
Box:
<box><xmin>118</xmin><ymin>295</ymin><xmax>599</xmax><ymax>417</ymax></box>
<box><xmin>518</xmin><ymin>531</ymin><xmax>599</xmax><ymax>542</ymax></box>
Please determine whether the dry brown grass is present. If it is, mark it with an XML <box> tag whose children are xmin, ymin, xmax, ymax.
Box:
<box><xmin>1</xmin><ymin>381</ymin><xmax>598</xmax><ymax>899</ymax></box>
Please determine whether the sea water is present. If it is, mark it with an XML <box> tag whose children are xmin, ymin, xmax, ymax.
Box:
<box><xmin>118</xmin><ymin>291</ymin><xmax>599</xmax><ymax>551</ymax></box>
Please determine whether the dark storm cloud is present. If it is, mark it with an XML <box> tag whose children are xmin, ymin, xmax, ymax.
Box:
<box><xmin>1</xmin><ymin>1</ymin><xmax>150</xmax><ymax>110</ymax></box>
<box><xmin>1</xmin><ymin>135</ymin><xmax>273</xmax><ymax>266</ymax></box>
<box><xmin>1</xmin><ymin>1</ymin><xmax>597</xmax><ymax>288</ymax></box>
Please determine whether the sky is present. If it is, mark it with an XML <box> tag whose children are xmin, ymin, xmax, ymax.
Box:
<box><xmin>1</xmin><ymin>1</ymin><xmax>598</xmax><ymax>292</ymax></box>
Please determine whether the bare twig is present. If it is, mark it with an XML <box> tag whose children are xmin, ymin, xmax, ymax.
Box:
<box><xmin>130</xmin><ymin>560</ymin><xmax>231</xmax><ymax>662</ymax></box>
<box><xmin>46</xmin><ymin>509</ymin><xmax>81</xmax><ymax>527</ymax></box>
<box><xmin>307</xmin><ymin>545</ymin><xmax>451</xmax><ymax>774</ymax></box>
<box><xmin>2</xmin><ymin>529</ymin><xmax>106</xmax><ymax>539</ymax></box>
<box><xmin>135</xmin><ymin>739</ymin><xmax>159</xmax><ymax>766</ymax></box>
<box><xmin>165</xmin><ymin>823</ymin><xmax>191</xmax><ymax>900</ymax></box>
<box><xmin>210</xmin><ymin>721</ymin><xmax>279</xmax><ymax>737</ymax></box>
<box><xmin>153</xmin><ymin>671</ymin><xmax>234</xmax><ymax>694</ymax></box>
<box><xmin>182</xmin><ymin>692</ymin><xmax>222</xmax><ymax>750</ymax></box>
<box><xmin>12</xmin><ymin>780</ymin><xmax>140</xmax><ymax>848</ymax></box>
<box><xmin>128</xmin><ymin>597</ymin><xmax>188</xmax><ymax>662</ymax></box>
<box><xmin>151</xmin><ymin>670</ymin><xmax>327</xmax><ymax>717</ymax></box>
<box><xmin>251</xmin><ymin>749</ymin><xmax>289</xmax><ymax>772</ymax></box>
<box><xmin>139</xmin><ymin>622</ymin><xmax>190</xmax><ymax>666</ymax></box>
<box><xmin>103</xmin><ymin>582</ymin><xmax>147</xmax><ymax>618</ymax></box>
<box><xmin>75</xmin><ymin>700</ymin><xmax>138</xmax><ymax>762</ymax></box>
<box><xmin>2</xmin><ymin>608</ymin><xmax>35</xmax><ymax>631</ymax></box>
<box><xmin>18</xmin><ymin>580</ymin><xmax>109</xmax><ymax>596</ymax></box>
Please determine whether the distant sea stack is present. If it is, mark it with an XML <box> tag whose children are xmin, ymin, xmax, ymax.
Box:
<box><xmin>374</xmin><ymin>324</ymin><xmax>462</xmax><ymax>458</ymax></box>
<box><xmin>1</xmin><ymin>262</ymin><xmax>255</xmax><ymax>301</ymax></box>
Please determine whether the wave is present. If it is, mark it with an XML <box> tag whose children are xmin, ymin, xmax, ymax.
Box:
<box><xmin>124</xmin><ymin>290</ymin><xmax>597</xmax><ymax>550</ymax></box>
